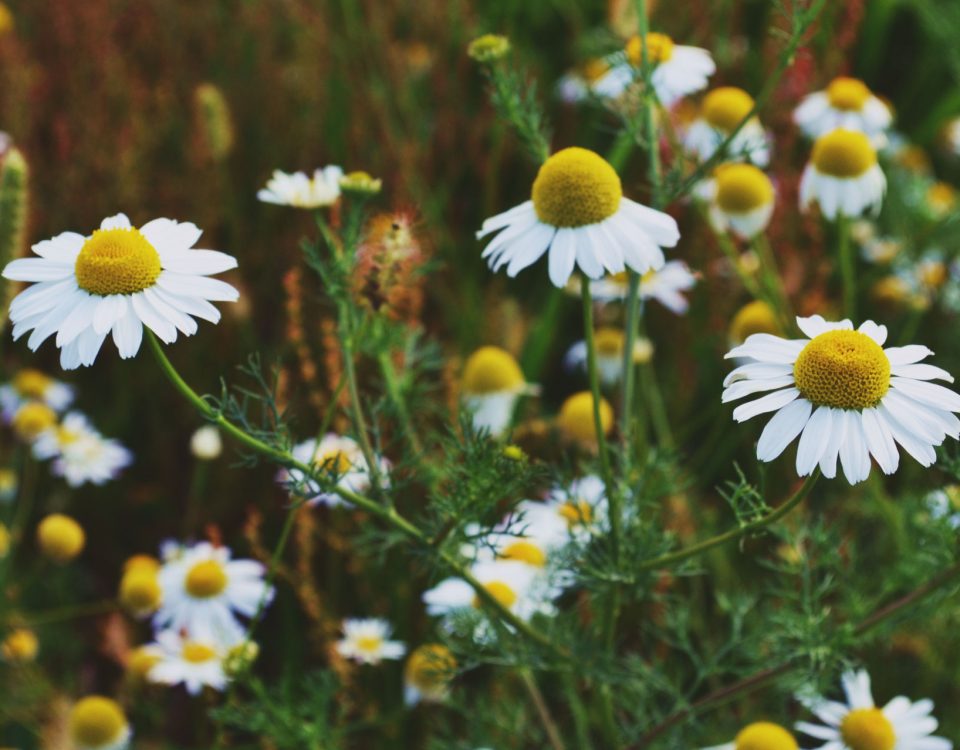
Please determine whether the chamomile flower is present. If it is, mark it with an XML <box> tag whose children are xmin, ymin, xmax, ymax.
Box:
<box><xmin>461</xmin><ymin>346</ymin><xmax>536</xmax><ymax>438</ymax></box>
<box><xmin>800</xmin><ymin>130</ymin><xmax>886</xmax><ymax>219</ymax></box>
<box><xmin>36</xmin><ymin>513</ymin><xmax>85</xmax><ymax>563</ymax></box>
<box><xmin>3</xmin><ymin>214</ymin><xmax>239</xmax><ymax>369</ymax></box>
<box><xmin>477</xmin><ymin>147</ymin><xmax>680</xmax><ymax>288</ymax></box>
<box><xmin>257</xmin><ymin>166</ymin><xmax>343</xmax><ymax>209</ymax></box>
<box><xmin>794</xmin><ymin>77</ymin><xmax>892</xmax><ymax>145</ymax></box>
<box><xmin>685</xmin><ymin>87</ymin><xmax>771</xmax><ymax>167</ymax></box>
<box><xmin>154</xmin><ymin>541</ymin><xmax>273</xmax><ymax>645</ymax></box>
<box><xmin>515</xmin><ymin>474</ymin><xmax>609</xmax><ymax>550</ymax></box>
<box><xmin>700</xmin><ymin>163</ymin><xmax>776</xmax><ymax>239</ymax></box>
<box><xmin>584</xmin><ymin>261</ymin><xmax>698</xmax><ymax>314</ymax></box>
<box><xmin>0</xmin><ymin>369</ymin><xmax>73</xmax><ymax>421</ymax></box>
<box><xmin>723</xmin><ymin>315</ymin><xmax>960</xmax><ymax>484</ymax></box>
<box><xmin>728</xmin><ymin>300</ymin><xmax>781</xmax><ymax>346</ymax></box>
<box><xmin>563</xmin><ymin>328</ymin><xmax>654</xmax><ymax>386</ymax></box>
<box><xmin>557</xmin><ymin>59</ymin><xmax>613</xmax><ymax>104</ymax></box>
<box><xmin>33</xmin><ymin>411</ymin><xmax>132</xmax><ymax>487</ymax></box>
<box><xmin>280</xmin><ymin>434</ymin><xmax>389</xmax><ymax>507</ymax></box>
<box><xmin>556</xmin><ymin>391</ymin><xmax>614</xmax><ymax>448</ymax></box>
<box><xmin>146</xmin><ymin>630</ymin><xmax>228</xmax><ymax>695</ymax></box>
<box><xmin>68</xmin><ymin>696</ymin><xmax>131</xmax><ymax>750</ymax></box>
<box><xmin>335</xmin><ymin>618</ymin><xmax>406</xmax><ymax>665</ymax></box>
<box><xmin>404</xmin><ymin>643</ymin><xmax>458</xmax><ymax>705</ymax></box>
<box><xmin>592</xmin><ymin>33</ymin><xmax>715</xmax><ymax>106</ymax></box>
<box><xmin>796</xmin><ymin>669</ymin><xmax>951</xmax><ymax>750</ymax></box>
<box><xmin>702</xmin><ymin>721</ymin><xmax>799</xmax><ymax>750</ymax></box>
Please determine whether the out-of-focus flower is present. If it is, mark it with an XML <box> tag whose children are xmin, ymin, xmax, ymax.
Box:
<box><xmin>860</xmin><ymin>237</ymin><xmax>902</xmax><ymax>265</ymax></box>
<box><xmin>335</xmin><ymin>618</ymin><xmax>406</xmax><ymax>665</ymax></box>
<box><xmin>461</xmin><ymin>346</ymin><xmax>536</xmax><ymax>438</ymax></box>
<box><xmin>37</xmin><ymin>513</ymin><xmax>85</xmax><ymax>563</ymax></box>
<box><xmin>925</xmin><ymin>181</ymin><xmax>957</xmax><ymax>219</ymax></box>
<box><xmin>190</xmin><ymin>425</ymin><xmax>222</xmax><ymax>460</ymax></box>
<box><xmin>146</xmin><ymin>630</ymin><xmax>228</xmax><ymax>695</ymax></box>
<box><xmin>556</xmin><ymin>391</ymin><xmax>614</xmax><ymax>447</ymax></box>
<box><xmin>223</xmin><ymin>640</ymin><xmax>259</xmax><ymax>678</ymax></box>
<box><xmin>796</xmin><ymin>669</ymin><xmax>950</xmax><ymax>750</ymax></box>
<box><xmin>477</xmin><ymin>147</ymin><xmax>679</xmax><ymax>288</ymax></box>
<box><xmin>0</xmin><ymin>3</ymin><xmax>14</xmax><ymax>35</ymax></box>
<box><xmin>0</xmin><ymin>522</ymin><xmax>8</xmax><ymax>558</ymax></box>
<box><xmin>33</xmin><ymin>412</ymin><xmax>132</xmax><ymax>487</ymax></box>
<box><xmin>943</xmin><ymin>117</ymin><xmax>960</xmax><ymax>157</ymax></box>
<box><xmin>794</xmin><ymin>77</ymin><xmax>892</xmax><ymax>145</ymax></box>
<box><xmin>584</xmin><ymin>260</ymin><xmax>697</xmax><ymax>313</ymax></box>
<box><xmin>0</xmin><ymin>369</ymin><xmax>73</xmax><ymax>421</ymax></box>
<box><xmin>193</xmin><ymin>83</ymin><xmax>235</xmax><ymax>162</ymax></box>
<box><xmin>592</xmin><ymin>33</ymin><xmax>715</xmax><ymax>106</ymax></box>
<box><xmin>684</xmin><ymin>87</ymin><xmax>770</xmax><ymax>167</ymax></box>
<box><xmin>339</xmin><ymin>171</ymin><xmax>382</xmax><ymax>196</ymax></box>
<box><xmin>728</xmin><ymin>300</ymin><xmax>780</xmax><ymax>345</ymax></box>
<box><xmin>800</xmin><ymin>129</ymin><xmax>886</xmax><ymax>219</ymax></box>
<box><xmin>467</xmin><ymin>34</ymin><xmax>510</xmax><ymax>64</ymax></box>
<box><xmin>724</xmin><ymin>315</ymin><xmax>960</xmax><ymax>484</ymax></box>
<box><xmin>11</xmin><ymin>401</ymin><xmax>56</xmax><ymax>442</ymax></box>
<box><xmin>119</xmin><ymin>561</ymin><xmax>162</xmax><ymax>618</ymax></box>
<box><xmin>700</xmin><ymin>163</ymin><xmax>775</xmax><ymax>239</ymax></box>
<box><xmin>1</xmin><ymin>628</ymin><xmax>38</xmax><ymax>662</ymax></box>
<box><xmin>280</xmin><ymin>434</ymin><xmax>390</xmax><ymax>507</ymax></box>
<box><xmin>127</xmin><ymin>645</ymin><xmax>163</xmax><ymax>682</ymax></box>
<box><xmin>257</xmin><ymin>167</ymin><xmax>343</xmax><ymax>209</ymax></box>
<box><xmin>404</xmin><ymin>643</ymin><xmax>457</xmax><ymax>705</ymax></box>
<box><xmin>514</xmin><ymin>474</ymin><xmax>609</xmax><ymax>551</ymax></box>
<box><xmin>353</xmin><ymin>210</ymin><xmax>426</xmax><ymax>321</ymax></box>
<box><xmin>68</xmin><ymin>696</ymin><xmax>131</xmax><ymax>750</ymax></box>
<box><xmin>2</xmin><ymin>214</ymin><xmax>239</xmax><ymax>369</ymax></box>
<box><xmin>926</xmin><ymin>486</ymin><xmax>960</xmax><ymax>529</ymax></box>
<box><xmin>557</xmin><ymin>59</ymin><xmax>612</xmax><ymax>103</ymax></box>
<box><xmin>701</xmin><ymin>721</ymin><xmax>798</xmax><ymax>750</ymax></box>
<box><xmin>564</xmin><ymin>328</ymin><xmax>654</xmax><ymax>385</ymax></box>
<box><xmin>154</xmin><ymin>541</ymin><xmax>273</xmax><ymax>645</ymax></box>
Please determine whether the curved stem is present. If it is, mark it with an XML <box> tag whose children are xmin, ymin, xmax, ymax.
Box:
<box><xmin>636</xmin><ymin>471</ymin><xmax>819</xmax><ymax>573</ymax></box>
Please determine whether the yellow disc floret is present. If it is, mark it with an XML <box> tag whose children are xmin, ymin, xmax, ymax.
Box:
<box><xmin>119</xmin><ymin>567</ymin><xmax>162</xmax><ymax>615</ymax></box>
<box><xmin>556</xmin><ymin>391</ymin><xmax>614</xmax><ymax>445</ymax></box>
<box><xmin>2</xmin><ymin>628</ymin><xmax>39</xmax><ymax>662</ymax></box>
<box><xmin>559</xmin><ymin>499</ymin><xmax>594</xmax><ymax>526</ymax></box>
<box><xmin>703</xmin><ymin>87</ymin><xmax>755</xmax><ymax>132</ymax></box>
<box><xmin>462</xmin><ymin>346</ymin><xmax>526</xmax><ymax>395</ymax></box>
<box><xmin>582</xmin><ymin>58</ymin><xmax>611</xmax><ymax>83</ymax></box>
<box><xmin>734</xmin><ymin>721</ymin><xmax>799</xmax><ymax>750</ymax></box>
<box><xmin>474</xmin><ymin>580</ymin><xmax>517</xmax><ymax>609</ymax></box>
<box><xmin>75</xmin><ymin>227</ymin><xmax>162</xmax><ymax>296</ymax></box>
<box><xmin>405</xmin><ymin>643</ymin><xmax>457</xmax><ymax>694</ymax></box>
<box><xmin>13</xmin><ymin>369</ymin><xmax>52</xmax><ymax>399</ymax></box>
<box><xmin>626</xmin><ymin>33</ymin><xmax>675</xmax><ymax>66</ymax></box>
<box><xmin>827</xmin><ymin>77</ymin><xmax>871</xmax><ymax>112</ymax></box>
<box><xmin>37</xmin><ymin>514</ymin><xmax>85</xmax><ymax>563</ymax></box>
<box><xmin>811</xmin><ymin>129</ymin><xmax>877</xmax><ymax>178</ymax></box>
<box><xmin>840</xmin><ymin>708</ymin><xmax>895</xmax><ymax>750</ymax></box>
<box><xmin>500</xmin><ymin>539</ymin><xmax>547</xmax><ymax>566</ymax></box>
<box><xmin>532</xmin><ymin>148</ymin><xmax>622</xmax><ymax>228</ymax></box>
<box><xmin>12</xmin><ymin>402</ymin><xmax>57</xmax><ymax>441</ymax></box>
<box><xmin>793</xmin><ymin>329</ymin><xmax>890</xmax><ymax>410</ymax></box>
<box><xmin>0</xmin><ymin>523</ymin><xmax>9</xmax><ymax>558</ymax></box>
<box><xmin>69</xmin><ymin>696</ymin><xmax>128</xmax><ymax>749</ymax></box>
<box><xmin>715</xmin><ymin>163</ymin><xmax>774</xmax><ymax>214</ymax></box>
<box><xmin>317</xmin><ymin>449</ymin><xmax>353</xmax><ymax>474</ymax></box>
<box><xmin>182</xmin><ymin>641</ymin><xmax>218</xmax><ymax>664</ymax></box>
<box><xmin>729</xmin><ymin>301</ymin><xmax>780</xmax><ymax>344</ymax></box>
<box><xmin>127</xmin><ymin>646</ymin><xmax>162</xmax><ymax>680</ymax></box>
<box><xmin>595</xmin><ymin>327</ymin><xmax>625</xmax><ymax>357</ymax></box>
<box><xmin>184</xmin><ymin>559</ymin><xmax>228</xmax><ymax>598</ymax></box>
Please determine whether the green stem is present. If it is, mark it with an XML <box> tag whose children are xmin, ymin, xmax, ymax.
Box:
<box><xmin>640</xmin><ymin>360</ymin><xmax>674</xmax><ymax>451</ymax></box>
<box><xmin>837</xmin><ymin>212</ymin><xmax>856</xmax><ymax>320</ymax></box>
<box><xmin>620</xmin><ymin>274</ymin><xmax>642</xmax><ymax>456</ymax></box>
<box><xmin>752</xmin><ymin>233</ymin><xmax>793</xmax><ymax>331</ymax></box>
<box><xmin>9</xmin><ymin>599</ymin><xmax>117</xmax><ymax>626</ymax></box>
<box><xmin>378</xmin><ymin>350</ymin><xmax>425</xmax><ymax>457</ymax></box>
<box><xmin>562</xmin><ymin>672</ymin><xmax>593</xmax><ymax>750</ymax></box>
<box><xmin>520</xmin><ymin>669</ymin><xmax>567</xmax><ymax>750</ymax></box>
<box><xmin>636</xmin><ymin>471</ymin><xmax>819</xmax><ymax>572</ymax></box>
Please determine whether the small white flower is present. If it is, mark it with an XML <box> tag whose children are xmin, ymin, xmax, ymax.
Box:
<box><xmin>279</xmin><ymin>434</ymin><xmax>389</xmax><ymax>507</ymax></box>
<box><xmin>477</xmin><ymin>147</ymin><xmax>679</xmax><ymax>288</ymax></box>
<box><xmin>33</xmin><ymin>412</ymin><xmax>132</xmax><ymax>487</ymax></box>
<box><xmin>684</xmin><ymin>87</ymin><xmax>771</xmax><ymax>167</ymax></box>
<box><xmin>190</xmin><ymin>425</ymin><xmax>223</xmax><ymax>460</ymax></box>
<box><xmin>147</xmin><ymin>630</ymin><xmax>228</xmax><ymax>695</ymax></box>
<box><xmin>796</xmin><ymin>669</ymin><xmax>951</xmax><ymax>750</ymax></box>
<box><xmin>461</xmin><ymin>347</ymin><xmax>536</xmax><ymax>437</ymax></box>
<box><xmin>68</xmin><ymin>696</ymin><xmax>132</xmax><ymax>750</ymax></box>
<box><xmin>794</xmin><ymin>77</ymin><xmax>892</xmax><ymax>146</ymax></box>
<box><xmin>800</xmin><ymin>129</ymin><xmax>886</xmax><ymax>220</ymax></box>
<box><xmin>724</xmin><ymin>315</ymin><xmax>960</xmax><ymax>484</ymax></box>
<box><xmin>697</xmin><ymin>163</ymin><xmax>776</xmax><ymax>240</ymax></box>
<box><xmin>403</xmin><ymin>643</ymin><xmax>458</xmax><ymax>706</ymax></box>
<box><xmin>3</xmin><ymin>214</ymin><xmax>239</xmax><ymax>370</ymax></box>
<box><xmin>154</xmin><ymin>541</ymin><xmax>273</xmax><ymax>645</ymax></box>
<box><xmin>335</xmin><ymin>618</ymin><xmax>406</xmax><ymax>665</ymax></box>
<box><xmin>563</xmin><ymin>328</ymin><xmax>654</xmax><ymax>386</ymax></box>
<box><xmin>257</xmin><ymin>166</ymin><xmax>344</xmax><ymax>209</ymax></box>
<box><xmin>0</xmin><ymin>369</ymin><xmax>73</xmax><ymax>421</ymax></box>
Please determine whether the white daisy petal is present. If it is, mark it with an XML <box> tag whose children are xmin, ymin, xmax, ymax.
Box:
<box><xmin>756</xmin><ymin>398</ymin><xmax>812</xmax><ymax>461</ymax></box>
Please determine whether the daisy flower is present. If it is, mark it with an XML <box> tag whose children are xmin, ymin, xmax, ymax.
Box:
<box><xmin>146</xmin><ymin>630</ymin><xmax>228</xmax><ymax>695</ymax></box>
<box><xmin>800</xmin><ymin>130</ymin><xmax>886</xmax><ymax>220</ymax></box>
<box><xmin>584</xmin><ymin>260</ymin><xmax>698</xmax><ymax>314</ymax></box>
<box><xmin>794</xmin><ymin>77</ymin><xmax>892</xmax><ymax>145</ymax></box>
<box><xmin>796</xmin><ymin>669</ymin><xmax>951</xmax><ymax>750</ymax></box>
<box><xmin>280</xmin><ymin>433</ymin><xmax>389</xmax><ymax>507</ymax></box>
<box><xmin>556</xmin><ymin>58</ymin><xmax>613</xmax><ymax>104</ymax></box>
<box><xmin>154</xmin><ymin>541</ymin><xmax>273</xmax><ymax>645</ymax></box>
<box><xmin>68</xmin><ymin>696</ymin><xmax>131</xmax><ymax>750</ymax></box>
<box><xmin>461</xmin><ymin>346</ymin><xmax>537</xmax><ymax>437</ymax></box>
<box><xmin>564</xmin><ymin>327</ymin><xmax>654</xmax><ymax>386</ymax></box>
<box><xmin>257</xmin><ymin>166</ymin><xmax>343</xmax><ymax>209</ymax></box>
<box><xmin>556</xmin><ymin>391</ymin><xmax>614</xmax><ymax>449</ymax></box>
<box><xmin>723</xmin><ymin>315</ymin><xmax>960</xmax><ymax>484</ymax></box>
<box><xmin>685</xmin><ymin>87</ymin><xmax>771</xmax><ymax>167</ymax></box>
<box><xmin>0</xmin><ymin>369</ymin><xmax>73</xmax><ymax>421</ymax></box>
<box><xmin>945</xmin><ymin>117</ymin><xmax>960</xmax><ymax>157</ymax></box>
<box><xmin>32</xmin><ymin>412</ymin><xmax>132</xmax><ymax>486</ymax></box>
<box><xmin>335</xmin><ymin>618</ymin><xmax>406</xmax><ymax>665</ymax></box>
<box><xmin>592</xmin><ymin>33</ymin><xmax>715</xmax><ymax>106</ymax></box>
<box><xmin>477</xmin><ymin>147</ymin><xmax>680</xmax><ymax>288</ymax></box>
<box><xmin>404</xmin><ymin>643</ymin><xmax>458</xmax><ymax>705</ymax></box>
<box><xmin>728</xmin><ymin>300</ymin><xmax>781</xmax><ymax>346</ymax></box>
<box><xmin>2</xmin><ymin>214</ymin><xmax>239</xmax><ymax>369</ymax></box>
<box><xmin>702</xmin><ymin>721</ymin><xmax>798</xmax><ymax>750</ymax></box>
<box><xmin>515</xmin><ymin>474</ymin><xmax>609</xmax><ymax>550</ymax></box>
<box><xmin>699</xmin><ymin>163</ymin><xmax>776</xmax><ymax>239</ymax></box>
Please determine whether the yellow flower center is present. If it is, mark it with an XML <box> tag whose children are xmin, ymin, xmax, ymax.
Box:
<box><xmin>182</xmin><ymin>641</ymin><xmax>218</xmax><ymax>664</ymax></box>
<box><xmin>840</xmin><ymin>708</ymin><xmax>896</xmax><ymax>750</ymax></box>
<box><xmin>356</xmin><ymin>635</ymin><xmax>384</xmax><ymax>653</ymax></box>
<box><xmin>500</xmin><ymin>539</ymin><xmax>547</xmax><ymax>567</ymax></box>
<box><xmin>919</xmin><ymin>261</ymin><xmax>948</xmax><ymax>289</ymax></box>
<box><xmin>703</xmin><ymin>87</ymin><xmax>755</xmax><ymax>132</ymax></box>
<box><xmin>827</xmin><ymin>77</ymin><xmax>871</xmax><ymax>111</ymax></box>
<box><xmin>626</xmin><ymin>32</ymin><xmax>675</xmax><ymax>66</ymax></box>
<box><xmin>13</xmin><ymin>369</ymin><xmax>52</xmax><ymax>399</ymax></box>
<box><xmin>12</xmin><ymin>402</ymin><xmax>57</xmax><ymax>440</ymax></box>
<box><xmin>37</xmin><ymin>514</ymin><xmax>85</xmax><ymax>563</ymax></box>
<box><xmin>474</xmin><ymin>580</ymin><xmax>518</xmax><ymax>609</ymax></box>
<box><xmin>317</xmin><ymin>449</ymin><xmax>353</xmax><ymax>474</ymax></box>
<box><xmin>123</xmin><ymin>554</ymin><xmax>160</xmax><ymax>573</ymax></box>
<box><xmin>734</xmin><ymin>721</ymin><xmax>798</xmax><ymax>750</ymax></box>
<box><xmin>559</xmin><ymin>499</ymin><xmax>594</xmax><ymax>527</ymax></box>
<box><xmin>128</xmin><ymin>646</ymin><xmax>162</xmax><ymax>679</ymax></box>
<box><xmin>75</xmin><ymin>227</ymin><xmax>162</xmax><ymax>296</ymax></box>
<box><xmin>595</xmin><ymin>327</ymin><xmax>625</xmax><ymax>356</ymax></box>
<box><xmin>582</xmin><ymin>58</ymin><xmax>611</xmax><ymax>83</ymax></box>
<box><xmin>119</xmin><ymin>568</ymin><xmax>162</xmax><ymax>614</ymax></box>
<box><xmin>462</xmin><ymin>346</ymin><xmax>526</xmax><ymax>395</ymax></box>
<box><xmin>184</xmin><ymin>559</ymin><xmax>228</xmax><ymax>598</ymax></box>
<box><xmin>715</xmin><ymin>163</ymin><xmax>774</xmax><ymax>213</ymax></box>
<box><xmin>405</xmin><ymin>644</ymin><xmax>457</xmax><ymax>691</ymax></box>
<box><xmin>811</xmin><ymin>129</ymin><xmax>877</xmax><ymax>178</ymax></box>
<box><xmin>927</xmin><ymin>182</ymin><xmax>956</xmax><ymax>213</ymax></box>
<box><xmin>556</xmin><ymin>391</ymin><xmax>614</xmax><ymax>445</ymax></box>
<box><xmin>2</xmin><ymin>628</ymin><xmax>39</xmax><ymax>662</ymax></box>
<box><xmin>532</xmin><ymin>147</ymin><xmax>622</xmax><ymax>228</ymax></box>
<box><xmin>793</xmin><ymin>329</ymin><xmax>890</xmax><ymax>410</ymax></box>
<box><xmin>69</xmin><ymin>696</ymin><xmax>127</xmax><ymax>748</ymax></box>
